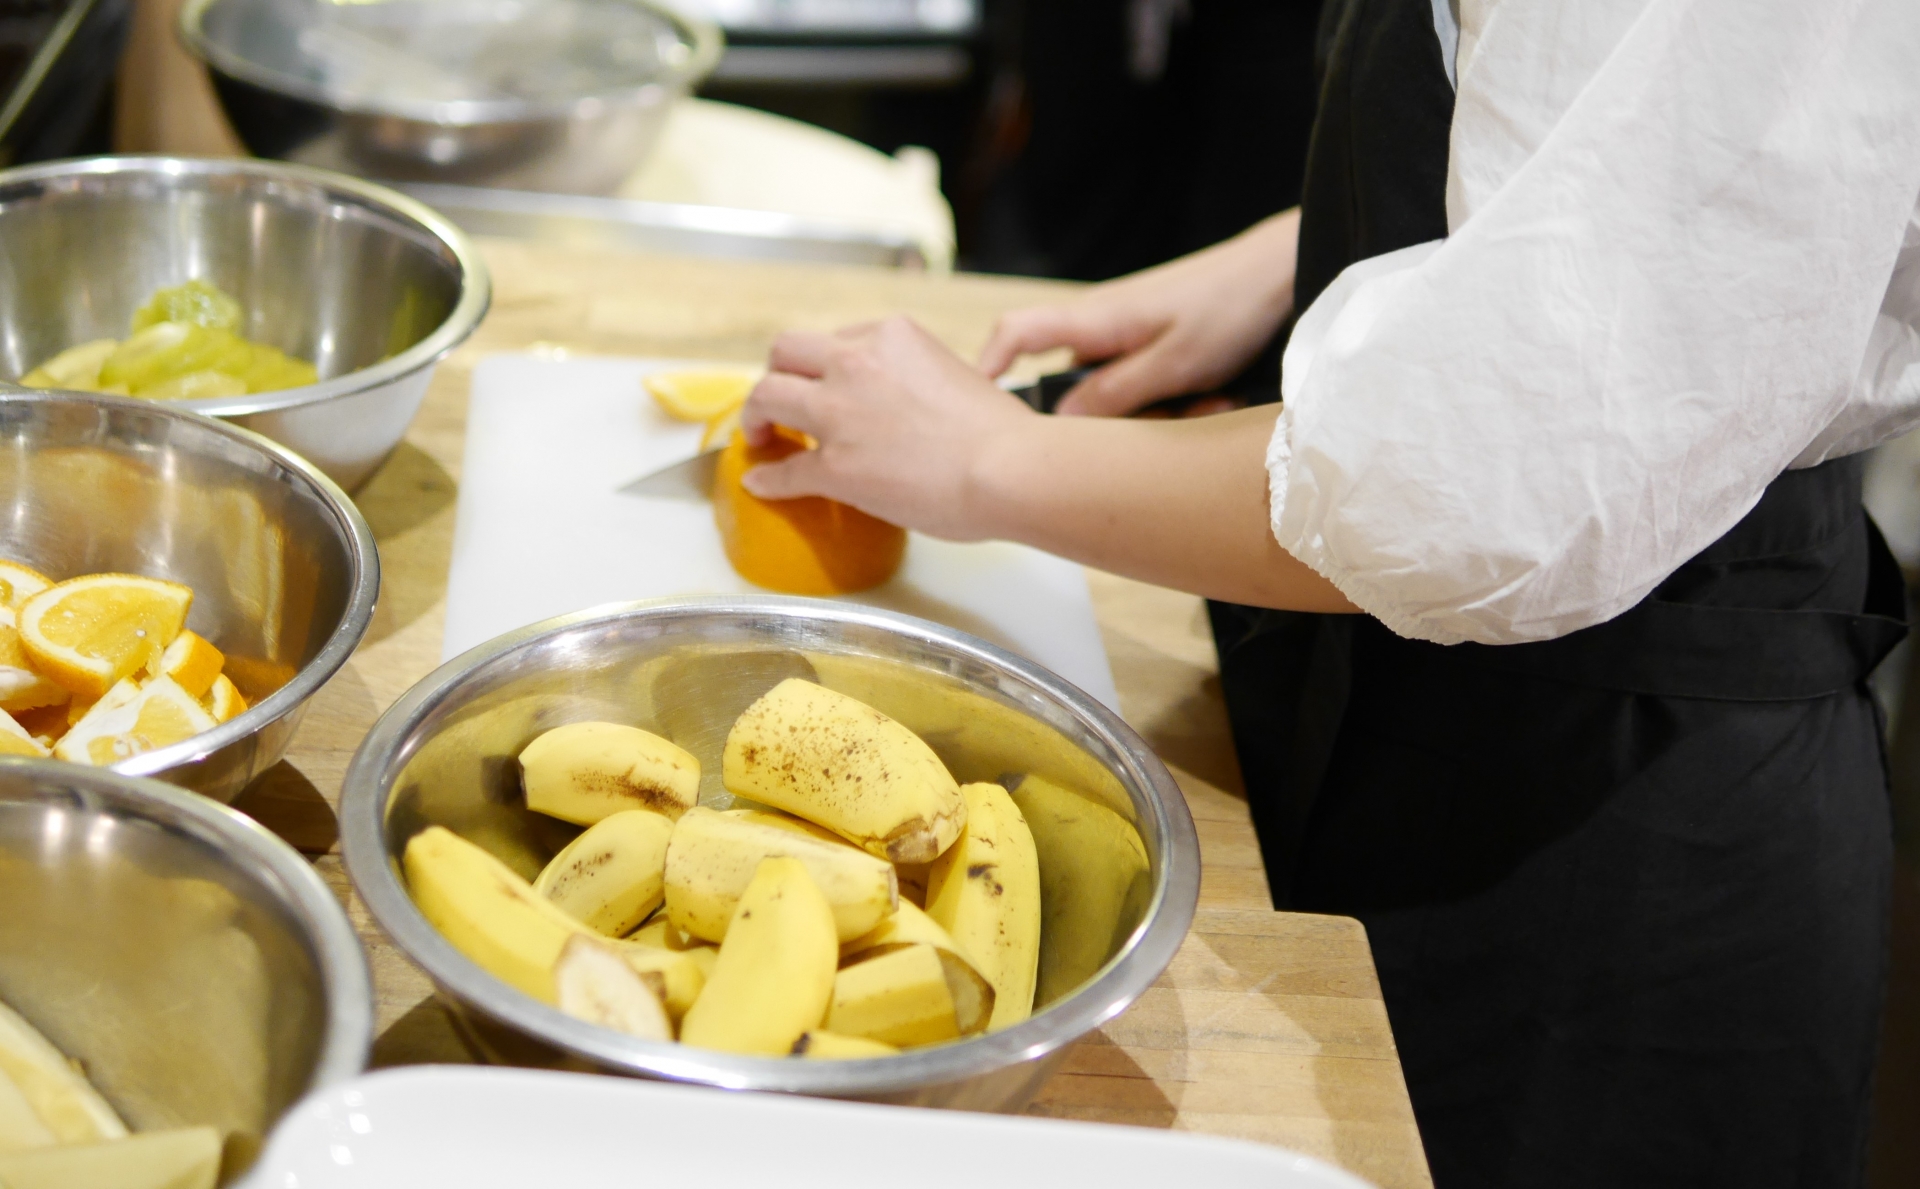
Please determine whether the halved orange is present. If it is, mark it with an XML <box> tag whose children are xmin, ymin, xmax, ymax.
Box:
<box><xmin>712</xmin><ymin>428</ymin><xmax>905</xmax><ymax>595</ymax></box>
<box><xmin>645</xmin><ymin>370</ymin><xmax>759</xmax><ymax>423</ymax></box>
<box><xmin>203</xmin><ymin>673</ymin><xmax>247</xmax><ymax>723</ymax></box>
<box><xmin>54</xmin><ymin>676</ymin><xmax>215</xmax><ymax>766</ymax></box>
<box><xmin>0</xmin><ymin>560</ymin><xmax>52</xmax><ymax>610</ymax></box>
<box><xmin>19</xmin><ymin>574</ymin><xmax>193</xmax><ymax>700</ymax></box>
<box><xmin>0</xmin><ymin>707</ymin><xmax>48</xmax><ymax>757</ymax></box>
<box><xmin>149</xmin><ymin>629</ymin><xmax>225</xmax><ymax>700</ymax></box>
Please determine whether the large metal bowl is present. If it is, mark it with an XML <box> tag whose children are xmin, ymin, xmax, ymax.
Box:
<box><xmin>341</xmin><ymin>596</ymin><xmax>1200</xmax><ymax>1111</ymax></box>
<box><xmin>0</xmin><ymin>388</ymin><xmax>378</xmax><ymax>804</ymax></box>
<box><xmin>0</xmin><ymin>155</ymin><xmax>489</xmax><ymax>491</ymax></box>
<box><xmin>182</xmin><ymin>0</ymin><xmax>722</xmax><ymax>196</ymax></box>
<box><xmin>0</xmin><ymin>759</ymin><xmax>371</xmax><ymax>1177</ymax></box>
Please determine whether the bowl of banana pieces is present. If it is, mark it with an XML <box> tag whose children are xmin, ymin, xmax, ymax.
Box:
<box><xmin>340</xmin><ymin>595</ymin><xmax>1200</xmax><ymax>1111</ymax></box>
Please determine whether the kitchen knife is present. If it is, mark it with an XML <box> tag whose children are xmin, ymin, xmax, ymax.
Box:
<box><xmin>615</xmin><ymin>446</ymin><xmax>723</xmax><ymax>502</ymax></box>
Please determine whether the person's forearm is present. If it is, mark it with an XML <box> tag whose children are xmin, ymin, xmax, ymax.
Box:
<box><xmin>966</xmin><ymin>404</ymin><xmax>1357</xmax><ymax>613</ymax></box>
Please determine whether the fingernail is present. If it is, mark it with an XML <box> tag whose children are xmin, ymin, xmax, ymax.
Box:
<box><xmin>740</xmin><ymin>467</ymin><xmax>768</xmax><ymax>495</ymax></box>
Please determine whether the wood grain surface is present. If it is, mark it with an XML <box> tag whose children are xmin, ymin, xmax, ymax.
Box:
<box><xmin>234</xmin><ymin>239</ymin><xmax>1430</xmax><ymax>1189</ymax></box>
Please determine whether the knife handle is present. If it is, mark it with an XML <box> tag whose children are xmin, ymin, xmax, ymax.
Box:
<box><xmin>1009</xmin><ymin>367</ymin><xmax>1239</xmax><ymax>418</ymax></box>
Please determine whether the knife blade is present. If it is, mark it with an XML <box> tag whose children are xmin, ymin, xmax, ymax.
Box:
<box><xmin>614</xmin><ymin>446</ymin><xmax>723</xmax><ymax>502</ymax></box>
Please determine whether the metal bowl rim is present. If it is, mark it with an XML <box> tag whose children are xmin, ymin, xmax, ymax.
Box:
<box><xmin>177</xmin><ymin>0</ymin><xmax>723</xmax><ymax>127</ymax></box>
<box><xmin>0</xmin><ymin>756</ymin><xmax>374</xmax><ymax>1093</ymax></box>
<box><xmin>0</xmin><ymin>154</ymin><xmax>492</xmax><ymax>418</ymax></box>
<box><xmin>339</xmin><ymin>594</ymin><xmax>1200</xmax><ymax>1096</ymax></box>
<box><xmin>0</xmin><ymin>388</ymin><xmax>381</xmax><ymax>778</ymax></box>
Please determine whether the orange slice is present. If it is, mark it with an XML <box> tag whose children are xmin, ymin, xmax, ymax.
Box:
<box><xmin>18</xmin><ymin>574</ymin><xmax>193</xmax><ymax>700</ymax></box>
<box><xmin>0</xmin><ymin>560</ymin><xmax>52</xmax><ymax>610</ymax></box>
<box><xmin>645</xmin><ymin>370</ymin><xmax>758</xmax><ymax>423</ymax></box>
<box><xmin>712</xmin><ymin>428</ymin><xmax>905</xmax><ymax>595</ymax></box>
<box><xmin>54</xmin><ymin>676</ymin><xmax>215</xmax><ymax>766</ymax></box>
<box><xmin>148</xmin><ymin>629</ymin><xmax>225</xmax><ymax>700</ymax></box>
<box><xmin>0</xmin><ymin>607</ymin><xmax>69</xmax><ymax>714</ymax></box>
<box><xmin>203</xmin><ymin>673</ymin><xmax>247</xmax><ymax>723</ymax></box>
<box><xmin>0</xmin><ymin>707</ymin><xmax>48</xmax><ymax>757</ymax></box>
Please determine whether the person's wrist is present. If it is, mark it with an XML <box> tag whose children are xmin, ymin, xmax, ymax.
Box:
<box><xmin>1239</xmin><ymin>208</ymin><xmax>1300</xmax><ymax>315</ymax></box>
<box><xmin>959</xmin><ymin>406</ymin><xmax>1053</xmax><ymax>542</ymax></box>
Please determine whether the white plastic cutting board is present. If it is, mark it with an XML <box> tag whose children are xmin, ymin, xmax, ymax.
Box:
<box><xmin>445</xmin><ymin>354</ymin><xmax>1119</xmax><ymax>709</ymax></box>
<box><xmin>241</xmin><ymin>1067</ymin><xmax>1376</xmax><ymax>1188</ymax></box>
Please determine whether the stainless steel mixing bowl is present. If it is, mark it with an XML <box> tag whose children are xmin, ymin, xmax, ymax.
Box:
<box><xmin>0</xmin><ymin>155</ymin><xmax>489</xmax><ymax>490</ymax></box>
<box><xmin>341</xmin><ymin>596</ymin><xmax>1200</xmax><ymax>1112</ymax></box>
<box><xmin>181</xmin><ymin>0</ymin><xmax>721</xmax><ymax>196</ymax></box>
<box><xmin>0</xmin><ymin>388</ymin><xmax>378</xmax><ymax>804</ymax></box>
<box><xmin>0</xmin><ymin>759</ymin><xmax>371</xmax><ymax>1176</ymax></box>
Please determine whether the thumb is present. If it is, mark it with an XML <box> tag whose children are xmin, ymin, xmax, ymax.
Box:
<box><xmin>740</xmin><ymin>450</ymin><xmax>831</xmax><ymax>501</ymax></box>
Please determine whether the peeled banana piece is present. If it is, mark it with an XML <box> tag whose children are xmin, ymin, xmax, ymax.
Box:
<box><xmin>1010</xmin><ymin>774</ymin><xmax>1152</xmax><ymax>1005</ymax></box>
<box><xmin>0</xmin><ymin>1125</ymin><xmax>221</xmax><ymax>1189</ymax></box>
<box><xmin>554</xmin><ymin>935</ymin><xmax>673</xmax><ymax>1041</ymax></box>
<box><xmin>722</xmin><ymin>679</ymin><xmax>965</xmax><ymax>864</ymax></box>
<box><xmin>678</xmin><ymin>857</ymin><xmax>837</xmax><ymax>1055</ymax></box>
<box><xmin>840</xmin><ymin>901</ymin><xmax>993</xmax><ymax>1036</ymax></box>
<box><xmin>533</xmin><ymin>809</ymin><xmax>673</xmax><ymax>935</ymax></box>
<box><xmin>0</xmin><ymin>1000</ymin><xmax>125</xmax><ymax>1146</ymax></box>
<box><xmin>403</xmin><ymin>825</ymin><xmax>587</xmax><ymax>1003</ymax></box>
<box><xmin>828</xmin><ymin>943</ymin><xmax>960</xmax><ymax>1047</ymax></box>
<box><xmin>520</xmin><ymin>722</ymin><xmax>700</xmax><ymax>824</ymax></box>
<box><xmin>664</xmin><ymin>806</ymin><xmax>898</xmax><ymax>943</ymax></box>
<box><xmin>792</xmin><ymin>1031</ymin><xmax>898</xmax><ymax>1059</ymax></box>
<box><xmin>925</xmin><ymin>782</ymin><xmax>1042</xmax><ymax>1031</ymax></box>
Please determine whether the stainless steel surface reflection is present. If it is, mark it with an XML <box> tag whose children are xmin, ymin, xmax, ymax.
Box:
<box><xmin>180</xmin><ymin>0</ymin><xmax>721</xmax><ymax>196</ymax></box>
<box><xmin>0</xmin><ymin>389</ymin><xmax>378</xmax><ymax>804</ymax></box>
<box><xmin>341</xmin><ymin>596</ymin><xmax>1200</xmax><ymax>1111</ymax></box>
<box><xmin>0</xmin><ymin>156</ymin><xmax>489</xmax><ymax>490</ymax></box>
<box><xmin>0</xmin><ymin>760</ymin><xmax>370</xmax><ymax>1176</ymax></box>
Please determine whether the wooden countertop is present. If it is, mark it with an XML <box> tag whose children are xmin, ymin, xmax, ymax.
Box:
<box><xmin>239</xmin><ymin>239</ymin><xmax>1431</xmax><ymax>1189</ymax></box>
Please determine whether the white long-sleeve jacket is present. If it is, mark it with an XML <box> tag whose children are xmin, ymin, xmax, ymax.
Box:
<box><xmin>1268</xmin><ymin>0</ymin><xmax>1920</xmax><ymax>645</ymax></box>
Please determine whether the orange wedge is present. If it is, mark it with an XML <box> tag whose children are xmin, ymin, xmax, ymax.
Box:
<box><xmin>0</xmin><ymin>560</ymin><xmax>52</xmax><ymax>610</ymax></box>
<box><xmin>203</xmin><ymin>673</ymin><xmax>246</xmax><ymax>723</ymax></box>
<box><xmin>0</xmin><ymin>607</ymin><xmax>69</xmax><ymax>714</ymax></box>
<box><xmin>54</xmin><ymin>676</ymin><xmax>215</xmax><ymax>766</ymax></box>
<box><xmin>18</xmin><ymin>574</ymin><xmax>193</xmax><ymax>700</ymax></box>
<box><xmin>0</xmin><ymin>707</ymin><xmax>48</xmax><ymax>757</ymax></box>
<box><xmin>645</xmin><ymin>370</ymin><xmax>758</xmax><ymax>423</ymax></box>
<box><xmin>149</xmin><ymin>629</ymin><xmax>225</xmax><ymax>700</ymax></box>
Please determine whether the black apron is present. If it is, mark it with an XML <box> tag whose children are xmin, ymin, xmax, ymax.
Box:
<box><xmin>1211</xmin><ymin>1</ymin><xmax>1908</xmax><ymax>1185</ymax></box>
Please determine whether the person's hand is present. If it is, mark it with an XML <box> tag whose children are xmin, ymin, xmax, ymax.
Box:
<box><xmin>978</xmin><ymin>207</ymin><xmax>1300</xmax><ymax>417</ymax></box>
<box><xmin>741</xmin><ymin>316</ymin><xmax>1034</xmax><ymax>541</ymax></box>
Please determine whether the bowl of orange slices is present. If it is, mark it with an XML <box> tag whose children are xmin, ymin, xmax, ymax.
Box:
<box><xmin>0</xmin><ymin>387</ymin><xmax>378</xmax><ymax>803</ymax></box>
